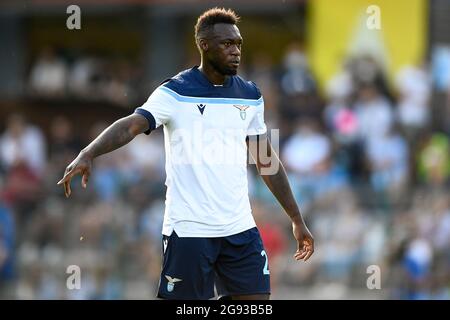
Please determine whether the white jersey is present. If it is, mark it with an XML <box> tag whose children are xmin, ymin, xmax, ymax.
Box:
<box><xmin>135</xmin><ymin>66</ymin><xmax>267</xmax><ymax>237</ymax></box>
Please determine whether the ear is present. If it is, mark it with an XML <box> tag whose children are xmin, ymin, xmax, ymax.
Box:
<box><xmin>198</xmin><ymin>38</ymin><xmax>208</xmax><ymax>52</ymax></box>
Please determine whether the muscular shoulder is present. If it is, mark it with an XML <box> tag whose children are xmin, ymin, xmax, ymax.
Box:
<box><xmin>160</xmin><ymin>68</ymin><xmax>199</xmax><ymax>95</ymax></box>
<box><xmin>232</xmin><ymin>75</ymin><xmax>262</xmax><ymax>100</ymax></box>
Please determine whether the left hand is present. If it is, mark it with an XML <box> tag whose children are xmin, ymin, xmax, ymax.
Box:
<box><xmin>292</xmin><ymin>220</ymin><xmax>314</xmax><ymax>262</ymax></box>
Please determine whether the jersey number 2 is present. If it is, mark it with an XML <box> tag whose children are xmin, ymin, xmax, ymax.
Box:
<box><xmin>261</xmin><ymin>250</ymin><xmax>270</xmax><ymax>275</ymax></box>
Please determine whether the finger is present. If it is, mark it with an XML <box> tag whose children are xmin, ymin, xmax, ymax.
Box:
<box><xmin>296</xmin><ymin>249</ymin><xmax>307</xmax><ymax>258</ymax></box>
<box><xmin>58</xmin><ymin>175</ymin><xmax>71</xmax><ymax>186</ymax></box>
<box><xmin>57</xmin><ymin>173</ymin><xmax>69</xmax><ymax>185</ymax></box>
<box><xmin>63</xmin><ymin>173</ymin><xmax>75</xmax><ymax>197</ymax></box>
<box><xmin>59</xmin><ymin>166</ymin><xmax>81</xmax><ymax>196</ymax></box>
<box><xmin>60</xmin><ymin>175</ymin><xmax>71</xmax><ymax>197</ymax></box>
<box><xmin>295</xmin><ymin>250</ymin><xmax>307</xmax><ymax>260</ymax></box>
<box><xmin>294</xmin><ymin>247</ymin><xmax>305</xmax><ymax>257</ymax></box>
<box><xmin>294</xmin><ymin>242</ymin><xmax>305</xmax><ymax>260</ymax></box>
<box><xmin>63</xmin><ymin>180</ymin><xmax>68</xmax><ymax>197</ymax></box>
<box><xmin>64</xmin><ymin>179</ymin><xmax>71</xmax><ymax>198</ymax></box>
<box><xmin>57</xmin><ymin>165</ymin><xmax>73</xmax><ymax>185</ymax></box>
<box><xmin>82</xmin><ymin>170</ymin><xmax>90</xmax><ymax>189</ymax></box>
<box><xmin>303</xmin><ymin>249</ymin><xmax>314</xmax><ymax>262</ymax></box>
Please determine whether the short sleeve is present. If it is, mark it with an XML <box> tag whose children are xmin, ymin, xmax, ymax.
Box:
<box><xmin>134</xmin><ymin>85</ymin><xmax>174</xmax><ymax>134</ymax></box>
<box><xmin>247</xmin><ymin>98</ymin><xmax>267</xmax><ymax>136</ymax></box>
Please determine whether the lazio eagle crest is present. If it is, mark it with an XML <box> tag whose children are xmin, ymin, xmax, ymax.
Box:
<box><xmin>233</xmin><ymin>105</ymin><xmax>250</xmax><ymax>120</ymax></box>
<box><xmin>165</xmin><ymin>275</ymin><xmax>182</xmax><ymax>292</ymax></box>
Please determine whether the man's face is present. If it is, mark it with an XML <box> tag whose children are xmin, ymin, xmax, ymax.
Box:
<box><xmin>203</xmin><ymin>23</ymin><xmax>242</xmax><ymax>76</ymax></box>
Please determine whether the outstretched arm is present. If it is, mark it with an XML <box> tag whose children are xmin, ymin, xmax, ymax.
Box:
<box><xmin>57</xmin><ymin>113</ymin><xmax>149</xmax><ymax>197</ymax></box>
<box><xmin>247</xmin><ymin>134</ymin><xmax>314</xmax><ymax>261</ymax></box>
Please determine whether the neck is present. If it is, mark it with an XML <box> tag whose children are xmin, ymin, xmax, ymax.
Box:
<box><xmin>198</xmin><ymin>62</ymin><xmax>228</xmax><ymax>85</ymax></box>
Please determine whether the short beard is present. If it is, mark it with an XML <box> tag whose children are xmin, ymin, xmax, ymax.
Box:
<box><xmin>210</xmin><ymin>58</ymin><xmax>237</xmax><ymax>76</ymax></box>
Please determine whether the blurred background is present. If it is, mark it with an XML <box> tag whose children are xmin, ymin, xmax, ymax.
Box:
<box><xmin>0</xmin><ymin>0</ymin><xmax>449</xmax><ymax>300</ymax></box>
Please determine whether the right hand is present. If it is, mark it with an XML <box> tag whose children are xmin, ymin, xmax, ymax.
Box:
<box><xmin>57</xmin><ymin>151</ymin><xmax>93</xmax><ymax>198</ymax></box>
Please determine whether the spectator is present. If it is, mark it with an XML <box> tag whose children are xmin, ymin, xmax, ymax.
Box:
<box><xmin>68</xmin><ymin>54</ymin><xmax>101</xmax><ymax>98</ymax></box>
<box><xmin>29</xmin><ymin>47</ymin><xmax>68</xmax><ymax>97</ymax></box>
<box><xmin>280</xmin><ymin>43</ymin><xmax>316</xmax><ymax>96</ymax></box>
<box><xmin>354</xmin><ymin>84</ymin><xmax>394</xmax><ymax>143</ymax></box>
<box><xmin>282</xmin><ymin>119</ymin><xmax>347</xmax><ymax>205</ymax></box>
<box><xmin>0</xmin><ymin>114</ymin><xmax>46</xmax><ymax>177</ymax></box>
<box><xmin>417</xmin><ymin>133</ymin><xmax>450</xmax><ymax>186</ymax></box>
<box><xmin>396</xmin><ymin>64</ymin><xmax>431</xmax><ymax>136</ymax></box>
<box><xmin>365</xmin><ymin>128</ymin><xmax>409</xmax><ymax>193</ymax></box>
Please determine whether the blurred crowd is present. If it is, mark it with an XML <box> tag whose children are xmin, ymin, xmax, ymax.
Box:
<box><xmin>27</xmin><ymin>46</ymin><xmax>146</xmax><ymax>107</ymax></box>
<box><xmin>0</xmin><ymin>42</ymin><xmax>449</xmax><ymax>300</ymax></box>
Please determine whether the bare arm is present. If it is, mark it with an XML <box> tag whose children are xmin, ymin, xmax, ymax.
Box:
<box><xmin>247</xmin><ymin>134</ymin><xmax>314</xmax><ymax>261</ymax></box>
<box><xmin>57</xmin><ymin>114</ymin><xmax>149</xmax><ymax>197</ymax></box>
<box><xmin>82</xmin><ymin>114</ymin><xmax>149</xmax><ymax>158</ymax></box>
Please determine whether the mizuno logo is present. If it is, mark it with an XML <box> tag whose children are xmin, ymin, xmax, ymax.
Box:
<box><xmin>197</xmin><ymin>103</ymin><xmax>206</xmax><ymax>115</ymax></box>
<box><xmin>165</xmin><ymin>275</ymin><xmax>182</xmax><ymax>292</ymax></box>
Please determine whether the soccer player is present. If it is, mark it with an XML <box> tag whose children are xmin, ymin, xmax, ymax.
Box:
<box><xmin>58</xmin><ymin>7</ymin><xmax>314</xmax><ymax>300</ymax></box>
